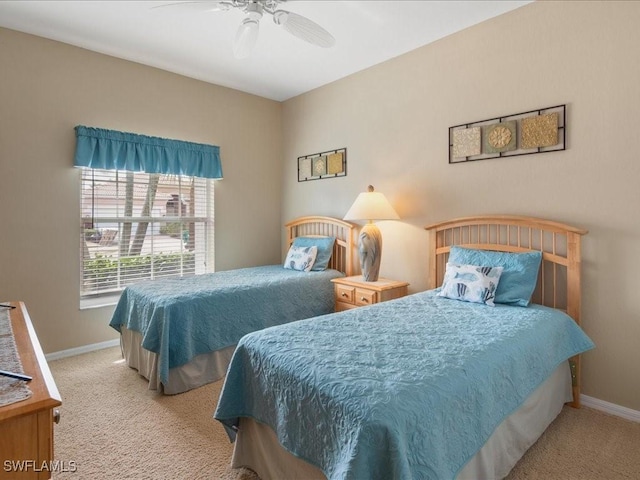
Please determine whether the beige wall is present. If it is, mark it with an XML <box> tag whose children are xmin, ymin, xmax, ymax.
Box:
<box><xmin>281</xmin><ymin>1</ymin><xmax>640</xmax><ymax>411</ymax></box>
<box><xmin>0</xmin><ymin>29</ymin><xmax>283</xmax><ymax>354</ymax></box>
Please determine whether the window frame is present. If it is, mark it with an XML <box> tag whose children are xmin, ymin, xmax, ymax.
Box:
<box><xmin>79</xmin><ymin>168</ymin><xmax>215</xmax><ymax>309</ymax></box>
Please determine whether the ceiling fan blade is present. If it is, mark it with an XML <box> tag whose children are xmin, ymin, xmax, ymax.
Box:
<box><xmin>272</xmin><ymin>10</ymin><xmax>335</xmax><ymax>48</ymax></box>
<box><xmin>234</xmin><ymin>18</ymin><xmax>260</xmax><ymax>59</ymax></box>
<box><xmin>151</xmin><ymin>1</ymin><xmax>230</xmax><ymax>12</ymax></box>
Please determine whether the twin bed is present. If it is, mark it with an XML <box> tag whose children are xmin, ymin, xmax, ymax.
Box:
<box><xmin>109</xmin><ymin>216</ymin><xmax>354</xmax><ymax>394</ymax></box>
<box><xmin>214</xmin><ymin>215</ymin><xmax>595</xmax><ymax>480</ymax></box>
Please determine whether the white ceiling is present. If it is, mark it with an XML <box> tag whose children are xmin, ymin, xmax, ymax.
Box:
<box><xmin>0</xmin><ymin>1</ymin><xmax>532</xmax><ymax>102</ymax></box>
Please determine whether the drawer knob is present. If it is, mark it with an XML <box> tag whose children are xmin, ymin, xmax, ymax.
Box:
<box><xmin>53</xmin><ymin>409</ymin><xmax>61</xmax><ymax>424</ymax></box>
<box><xmin>341</xmin><ymin>292</ymin><xmax>348</xmax><ymax>297</ymax></box>
<box><xmin>360</xmin><ymin>297</ymin><xmax>368</xmax><ymax>302</ymax></box>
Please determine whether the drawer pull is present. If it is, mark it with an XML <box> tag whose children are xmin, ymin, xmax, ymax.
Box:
<box><xmin>341</xmin><ymin>292</ymin><xmax>349</xmax><ymax>297</ymax></box>
<box><xmin>53</xmin><ymin>409</ymin><xmax>61</xmax><ymax>424</ymax></box>
<box><xmin>360</xmin><ymin>297</ymin><xmax>368</xmax><ymax>302</ymax></box>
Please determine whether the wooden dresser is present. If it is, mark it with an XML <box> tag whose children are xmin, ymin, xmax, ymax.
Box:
<box><xmin>0</xmin><ymin>302</ymin><xmax>61</xmax><ymax>480</ymax></box>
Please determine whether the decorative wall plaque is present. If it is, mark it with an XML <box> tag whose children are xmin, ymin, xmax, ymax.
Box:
<box><xmin>327</xmin><ymin>152</ymin><xmax>344</xmax><ymax>175</ymax></box>
<box><xmin>521</xmin><ymin>113</ymin><xmax>559</xmax><ymax>148</ymax></box>
<box><xmin>298</xmin><ymin>147</ymin><xmax>347</xmax><ymax>182</ymax></box>
<box><xmin>483</xmin><ymin>121</ymin><xmax>517</xmax><ymax>154</ymax></box>
<box><xmin>312</xmin><ymin>156</ymin><xmax>327</xmax><ymax>176</ymax></box>
<box><xmin>452</xmin><ymin>127</ymin><xmax>481</xmax><ymax>158</ymax></box>
<box><xmin>298</xmin><ymin>157</ymin><xmax>312</xmax><ymax>180</ymax></box>
<box><xmin>449</xmin><ymin>105</ymin><xmax>565</xmax><ymax>164</ymax></box>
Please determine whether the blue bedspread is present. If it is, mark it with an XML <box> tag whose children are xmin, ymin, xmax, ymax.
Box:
<box><xmin>109</xmin><ymin>265</ymin><xmax>343</xmax><ymax>385</ymax></box>
<box><xmin>214</xmin><ymin>289</ymin><xmax>594</xmax><ymax>480</ymax></box>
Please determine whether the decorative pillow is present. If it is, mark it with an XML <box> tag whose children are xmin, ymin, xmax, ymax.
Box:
<box><xmin>283</xmin><ymin>245</ymin><xmax>318</xmax><ymax>272</ymax></box>
<box><xmin>437</xmin><ymin>263</ymin><xmax>504</xmax><ymax>306</ymax></box>
<box><xmin>448</xmin><ymin>246</ymin><xmax>542</xmax><ymax>307</ymax></box>
<box><xmin>292</xmin><ymin>236</ymin><xmax>336</xmax><ymax>271</ymax></box>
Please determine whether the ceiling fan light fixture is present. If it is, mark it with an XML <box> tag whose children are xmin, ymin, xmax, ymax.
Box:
<box><xmin>232</xmin><ymin>2</ymin><xmax>263</xmax><ymax>59</ymax></box>
<box><xmin>233</xmin><ymin>17</ymin><xmax>260</xmax><ymax>58</ymax></box>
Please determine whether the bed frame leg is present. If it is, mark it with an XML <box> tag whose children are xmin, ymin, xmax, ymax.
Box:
<box><xmin>569</xmin><ymin>357</ymin><xmax>581</xmax><ymax>408</ymax></box>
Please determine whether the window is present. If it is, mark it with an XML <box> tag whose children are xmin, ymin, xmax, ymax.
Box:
<box><xmin>74</xmin><ymin>125</ymin><xmax>222</xmax><ymax>307</ymax></box>
<box><xmin>80</xmin><ymin>169</ymin><xmax>214</xmax><ymax>302</ymax></box>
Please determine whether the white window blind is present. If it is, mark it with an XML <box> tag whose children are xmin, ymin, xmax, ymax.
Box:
<box><xmin>80</xmin><ymin>169</ymin><xmax>214</xmax><ymax>299</ymax></box>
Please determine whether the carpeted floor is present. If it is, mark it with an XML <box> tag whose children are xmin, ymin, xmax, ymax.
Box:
<box><xmin>49</xmin><ymin>347</ymin><xmax>640</xmax><ymax>479</ymax></box>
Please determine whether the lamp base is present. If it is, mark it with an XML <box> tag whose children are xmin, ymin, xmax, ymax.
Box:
<box><xmin>358</xmin><ymin>223</ymin><xmax>382</xmax><ymax>282</ymax></box>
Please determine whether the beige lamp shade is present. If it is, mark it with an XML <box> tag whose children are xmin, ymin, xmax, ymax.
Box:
<box><xmin>343</xmin><ymin>186</ymin><xmax>399</xmax><ymax>282</ymax></box>
<box><xmin>343</xmin><ymin>185</ymin><xmax>399</xmax><ymax>222</ymax></box>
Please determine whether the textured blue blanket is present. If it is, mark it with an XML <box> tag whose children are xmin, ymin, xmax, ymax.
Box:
<box><xmin>215</xmin><ymin>289</ymin><xmax>594</xmax><ymax>480</ymax></box>
<box><xmin>109</xmin><ymin>265</ymin><xmax>343</xmax><ymax>384</ymax></box>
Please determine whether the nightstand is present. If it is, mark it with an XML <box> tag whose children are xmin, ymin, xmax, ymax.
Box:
<box><xmin>331</xmin><ymin>276</ymin><xmax>409</xmax><ymax>312</ymax></box>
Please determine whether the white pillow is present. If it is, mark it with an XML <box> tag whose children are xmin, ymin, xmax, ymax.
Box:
<box><xmin>284</xmin><ymin>245</ymin><xmax>318</xmax><ymax>272</ymax></box>
<box><xmin>437</xmin><ymin>263</ymin><xmax>504</xmax><ymax>306</ymax></box>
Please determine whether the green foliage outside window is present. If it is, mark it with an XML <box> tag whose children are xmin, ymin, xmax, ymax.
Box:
<box><xmin>82</xmin><ymin>252</ymin><xmax>196</xmax><ymax>292</ymax></box>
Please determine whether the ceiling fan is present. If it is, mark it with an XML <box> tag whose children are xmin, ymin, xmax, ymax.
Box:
<box><xmin>154</xmin><ymin>0</ymin><xmax>335</xmax><ymax>59</ymax></box>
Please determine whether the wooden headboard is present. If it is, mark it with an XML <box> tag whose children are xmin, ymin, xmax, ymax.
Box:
<box><xmin>425</xmin><ymin>215</ymin><xmax>588</xmax><ymax>407</ymax></box>
<box><xmin>285</xmin><ymin>216</ymin><xmax>355</xmax><ymax>276</ymax></box>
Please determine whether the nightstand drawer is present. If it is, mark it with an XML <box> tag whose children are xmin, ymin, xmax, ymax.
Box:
<box><xmin>355</xmin><ymin>288</ymin><xmax>377</xmax><ymax>306</ymax></box>
<box><xmin>335</xmin><ymin>285</ymin><xmax>355</xmax><ymax>304</ymax></box>
<box><xmin>332</xmin><ymin>276</ymin><xmax>409</xmax><ymax>313</ymax></box>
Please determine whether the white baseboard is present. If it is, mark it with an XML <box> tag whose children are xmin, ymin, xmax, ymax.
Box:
<box><xmin>581</xmin><ymin>394</ymin><xmax>640</xmax><ymax>423</ymax></box>
<box><xmin>45</xmin><ymin>339</ymin><xmax>120</xmax><ymax>362</ymax></box>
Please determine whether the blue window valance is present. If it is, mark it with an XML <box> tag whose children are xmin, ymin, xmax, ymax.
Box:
<box><xmin>74</xmin><ymin>125</ymin><xmax>223</xmax><ymax>179</ymax></box>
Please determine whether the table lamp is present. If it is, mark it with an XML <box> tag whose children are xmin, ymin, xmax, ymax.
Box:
<box><xmin>343</xmin><ymin>185</ymin><xmax>399</xmax><ymax>282</ymax></box>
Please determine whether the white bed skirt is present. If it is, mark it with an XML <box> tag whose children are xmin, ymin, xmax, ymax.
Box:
<box><xmin>120</xmin><ymin>327</ymin><xmax>236</xmax><ymax>395</ymax></box>
<box><xmin>231</xmin><ymin>362</ymin><xmax>572</xmax><ymax>480</ymax></box>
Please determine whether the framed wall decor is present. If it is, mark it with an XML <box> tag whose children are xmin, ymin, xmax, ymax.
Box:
<box><xmin>298</xmin><ymin>147</ymin><xmax>347</xmax><ymax>182</ymax></box>
<box><xmin>449</xmin><ymin>104</ymin><xmax>566</xmax><ymax>164</ymax></box>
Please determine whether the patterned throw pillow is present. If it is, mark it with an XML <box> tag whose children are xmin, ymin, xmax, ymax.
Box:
<box><xmin>283</xmin><ymin>245</ymin><xmax>318</xmax><ymax>272</ymax></box>
<box><xmin>292</xmin><ymin>236</ymin><xmax>336</xmax><ymax>271</ymax></box>
<box><xmin>437</xmin><ymin>263</ymin><xmax>504</xmax><ymax>306</ymax></box>
<box><xmin>448</xmin><ymin>246</ymin><xmax>542</xmax><ymax>307</ymax></box>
